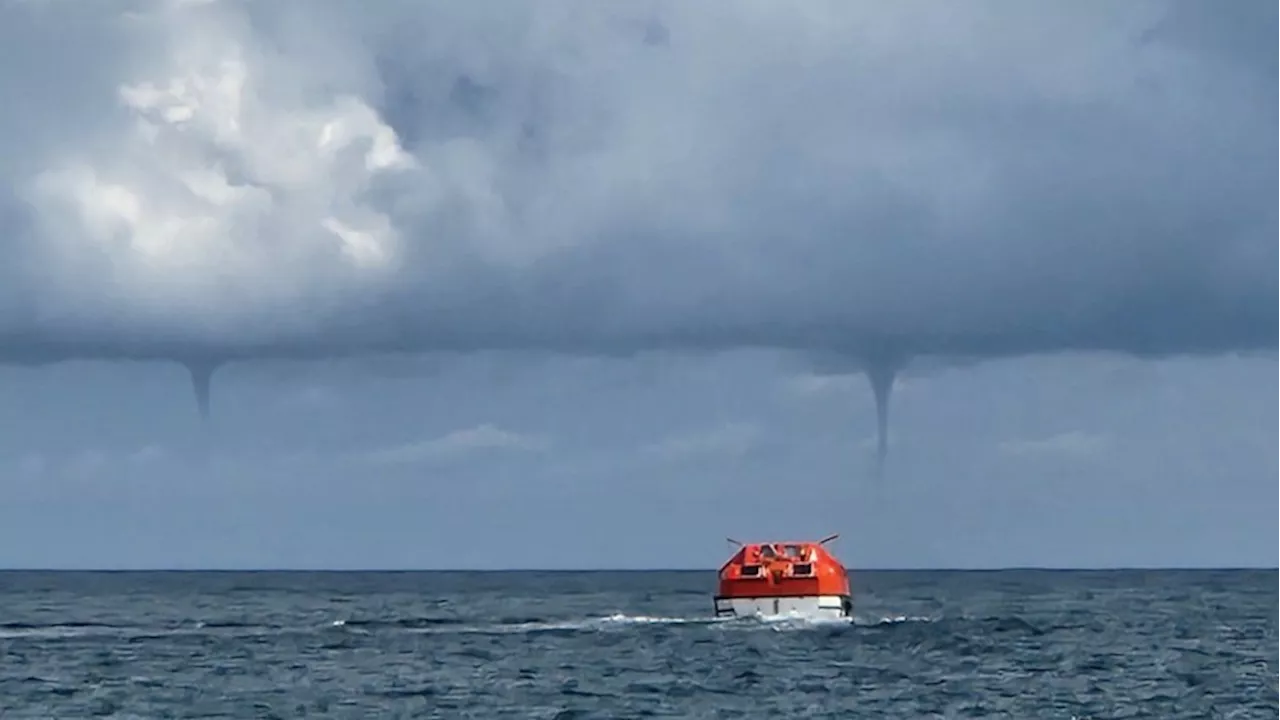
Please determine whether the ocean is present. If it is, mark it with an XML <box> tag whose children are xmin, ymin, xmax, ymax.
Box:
<box><xmin>0</xmin><ymin>569</ymin><xmax>1274</xmax><ymax>718</ymax></box>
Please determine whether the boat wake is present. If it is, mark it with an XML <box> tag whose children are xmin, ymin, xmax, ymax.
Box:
<box><xmin>855</xmin><ymin>614</ymin><xmax>938</xmax><ymax>626</ymax></box>
<box><xmin>0</xmin><ymin>613</ymin><xmax>938</xmax><ymax>641</ymax></box>
<box><xmin>361</xmin><ymin>612</ymin><xmax>941</xmax><ymax>635</ymax></box>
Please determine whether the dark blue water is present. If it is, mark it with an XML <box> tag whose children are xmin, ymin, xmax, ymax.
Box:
<box><xmin>0</xmin><ymin>569</ymin><xmax>1274</xmax><ymax>718</ymax></box>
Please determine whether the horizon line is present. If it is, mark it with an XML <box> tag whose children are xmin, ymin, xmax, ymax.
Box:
<box><xmin>0</xmin><ymin>565</ymin><xmax>1274</xmax><ymax>573</ymax></box>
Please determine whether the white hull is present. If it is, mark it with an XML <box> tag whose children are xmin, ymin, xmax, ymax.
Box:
<box><xmin>714</xmin><ymin>594</ymin><xmax>852</xmax><ymax>620</ymax></box>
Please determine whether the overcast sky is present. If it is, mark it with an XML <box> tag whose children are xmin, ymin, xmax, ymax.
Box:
<box><xmin>0</xmin><ymin>0</ymin><xmax>1274</xmax><ymax>569</ymax></box>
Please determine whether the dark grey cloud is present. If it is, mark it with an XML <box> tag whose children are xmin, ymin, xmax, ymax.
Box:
<box><xmin>0</xmin><ymin>0</ymin><xmax>1274</xmax><ymax>455</ymax></box>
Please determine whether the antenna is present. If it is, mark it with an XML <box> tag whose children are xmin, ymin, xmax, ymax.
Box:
<box><xmin>726</xmin><ymin>537</ymin><xmax>744</xmax><ymax>548</ymax></box>
<box><xmin>818</xmin><ymin>534</ymin><xmax>840</xmax><ymax>546</ymax></box>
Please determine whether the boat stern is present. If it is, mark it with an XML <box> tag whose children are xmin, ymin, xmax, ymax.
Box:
<box><xmin>713</xmin><ymin>536</ymin><xmax>854</xmax><ymax>620</ymax></box>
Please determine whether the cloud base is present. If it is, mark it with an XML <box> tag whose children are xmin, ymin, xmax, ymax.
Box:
<box><xmin>0</xmin><ymin>0</ymin><xmax>1273</xmax><ymax>374</ymax></box>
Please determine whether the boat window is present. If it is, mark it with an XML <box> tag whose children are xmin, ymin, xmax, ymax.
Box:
<box><xmin>792</xmin><ymin>563</ymin><xmax>813</xmax><ymax>576</ymax></box>
<box><xmin>758</xmin><ymin>545</ymin><xmax>776</xmax><ymax>559</ymax></box>
<box><xmin>784</xmin><ymin>545</ymin><xmax>802</xmax><ymax>558</ymax></box>
<box><xmin>741</xmin><ymin>565</ymin><xmax>760</xmax><ymax>576</ymax></box>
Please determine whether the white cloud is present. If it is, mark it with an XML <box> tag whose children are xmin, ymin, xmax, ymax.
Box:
<box><xmin>364</xmin><ymin>423</ymin><xmax>548</xmax><ymax>466</ymax></box>
<box><xmin>4</xmin><ymin>444</ymin><xmax>169</xmax><ymax>485</ymax></box>
<box><xmin>783</xmin><ymin>373</ymin><xmax>864</xmax><ymax>397</ymax></box>
<box><xmin>645</xmin><ymin>422</ymin><xmax>762</xmax><ymax>461</ymax></box>
<box><xmin>128</xmin><ymin>444</ymin><xmax>166</xmax><ymax>466</ymax></box>
<box><xmin>275</xmin><ymin>384</ymin><xmax>341</xmax><ymax>412</ymax></box>
<box><xmin>998</xmin><ymin>431</ymin><xmax>1109</xmax><ymax>458</ymax></box>
<box><xmin>18</xmin><ymin>0</ymin><xmax>418</xmax><ymax>337</ymax></box>
<box><xmin>64</xmin><ymin>448</ymin><xmax>109</xmax><ymax>480</ymax></box>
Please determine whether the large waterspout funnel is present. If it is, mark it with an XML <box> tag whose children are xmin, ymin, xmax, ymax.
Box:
<box><xmin>862</xmin><ymin>352</ymin><xmax>906</xmax><ymax>477</ymax></box>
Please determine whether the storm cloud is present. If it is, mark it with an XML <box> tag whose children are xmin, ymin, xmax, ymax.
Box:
<box><xmin>0</xmin><ymin>0</ymin><xmax>1274</xmax><ymax>451</ymax></box>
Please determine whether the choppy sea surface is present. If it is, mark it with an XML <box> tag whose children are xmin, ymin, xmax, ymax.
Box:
<box><xmin>0</xmin><ymin>569</ymin><xmax>1274</xmax><ymax>718</ymax></box>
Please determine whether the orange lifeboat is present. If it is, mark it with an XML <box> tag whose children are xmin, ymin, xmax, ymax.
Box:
<box><xmin>713</xmin><ymin>534</ymin><xmax>853</xmax><ymax>619</ymax></box>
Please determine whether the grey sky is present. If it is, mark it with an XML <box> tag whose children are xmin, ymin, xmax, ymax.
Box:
<box><xmin>0</xmin><ymin>0</ymin><xmax>1274</xmax><ymax>569</ymax></box>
